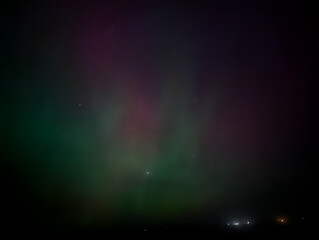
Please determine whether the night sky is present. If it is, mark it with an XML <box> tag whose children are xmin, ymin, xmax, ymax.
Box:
<box><xmin>1</xmin><ymin>0</ymin><xmax>316</xmax><ymax>233</ymax></box>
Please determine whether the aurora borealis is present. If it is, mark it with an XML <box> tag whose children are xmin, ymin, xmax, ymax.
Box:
<box><xmin>2</xmin><ymin>0</ymin><xmax>314</xmax><ymax>232</ymax></box>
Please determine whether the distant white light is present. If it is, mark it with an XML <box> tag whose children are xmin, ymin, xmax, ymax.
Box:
<box><xmin>146</xmin><ymin>171</ymin><xmax>150</xmax><ymax>175</ymax></box>
<box><xmin>234</xmin><ymin>222</ymin><xmax>239</xmax><ymax>226</ymax></box>
<box><xmin>247</xmin><ymin>221</ymin><xmax>250</xmax><ymax>224</ymax></box>
<box><xmin>227</xmin><ymin>223</ymin><xmax>230</xmax><ymax>226</ymax></box>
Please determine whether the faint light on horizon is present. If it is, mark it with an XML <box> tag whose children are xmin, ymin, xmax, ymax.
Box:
<box><xmin>227</xmin><ymin>219</ymin><xmax>252</xmax><ymax>227</ymax></box>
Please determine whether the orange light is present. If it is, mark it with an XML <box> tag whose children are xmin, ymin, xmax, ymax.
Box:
<box><xmin>277</xmin><ymin>217</ymin><xmax>288</xmax><ymax>224</ymax></box>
